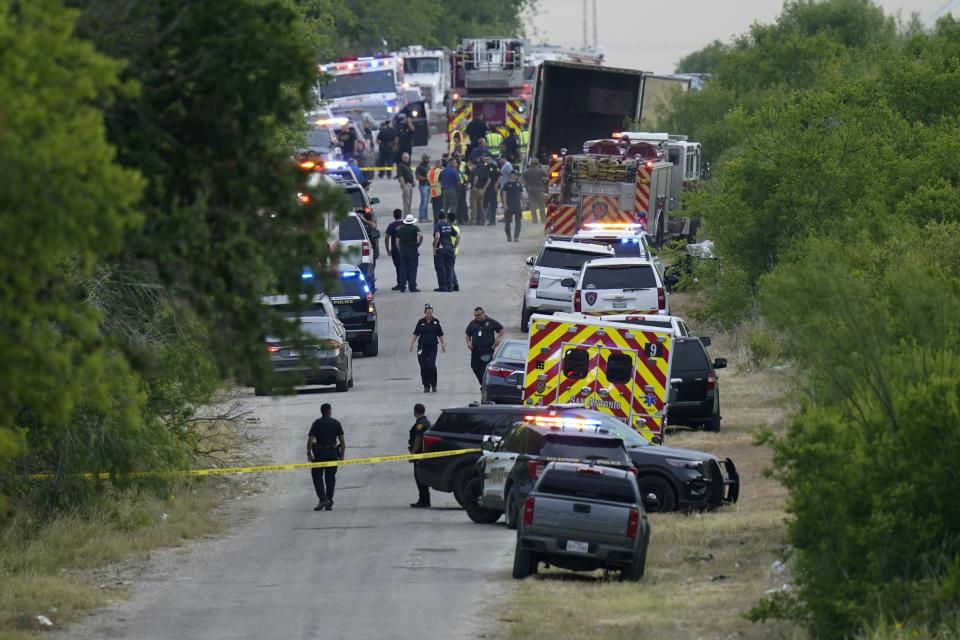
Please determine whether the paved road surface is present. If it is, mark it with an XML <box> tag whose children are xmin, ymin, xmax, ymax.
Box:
<box><xmin>66</xmin><ymin>136</ymin><xmax>548</xmax><ymax>640</ymax></box>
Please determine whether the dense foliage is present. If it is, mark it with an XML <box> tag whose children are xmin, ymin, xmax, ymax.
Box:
<box><xmin>663</xmin><ymin>1</ymin><xmax>960</xmax><ymax>636</ymax></box>
<box><xmin>1</xmin><ymin>0</ymin><xmax>530</xmax><ymax>511</ymax></box>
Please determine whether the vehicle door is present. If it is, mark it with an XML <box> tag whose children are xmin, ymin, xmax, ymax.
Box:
<box><xmin>336</xmin><ymin>214</ymin><xmax>372</xmax><ymax>266</ymax></box>
<box><xmin>328</xmin><ymin>271</ymin><xmax>370</xmax><ymax>332</ymax></box>
<box><xmin>581</xmin><ymin>263</ymin><xmax>660</xmax><ymax>315</ymax></box>
<box><xmin>552</xmin><ymin>343</ymin><xmax>600</xmax><ymax>408</ymax></box>
<box><xmin>535</xmin><ymin>247</ymin><xmax>602</xmax><ymax>303</ymax></box>
<box><xmin>482</xmin><ymin>424</ymin><xmax>525</xmax><ymax>504</ymax></box>
<box><xmin>398</xmin><ymin>101</ymin><xmax>429</xmax><ymax>147</ymax></box>
<box><xmin>594</xmin><ymin>347</ymin><xmax>637</xmax><ymax>427</ymax></box>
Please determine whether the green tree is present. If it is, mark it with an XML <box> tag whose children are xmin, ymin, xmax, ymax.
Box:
<box><xmin>0</xmin><ymin>0</ymin><xmax>144</xmax><ymax>494</ymax></box>
<box><xmin>675</xmin><ymin>39</ymin><xmax>728</xmax><ymax>73</ymax></box>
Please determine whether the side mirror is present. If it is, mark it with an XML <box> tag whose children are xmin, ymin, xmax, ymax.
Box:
<box><xmin>560</xmin><ymin>277</ymin><xmax>576</xmax><ymax>288</ymax></box>
<box><xmin>700</xmin><ymin>336</ymin><xmax>712</xmax><ymax>347</ymax></box>
<box><xmin>525</xmin><ymin>256</ymin><xmax>535</xmax><ymax>266</ymax></box>
<box><xmin>664</xmin><ymin>274</ymin><xmax>680</xmax><ymax>287</ymax></box>
<box><xmin>369</xmin><ymin>197</ymin><xmax>380</xmax><ymax>205</ymax></box>
<box><xmin>713</xmin><ymin>358</ymin><xmax>727</xmax><ymax>370</ymax></box>
<box><xmin>480</xmin><ymin>439</ymin><xmax>495</xmax><ymax>452</ymax></box>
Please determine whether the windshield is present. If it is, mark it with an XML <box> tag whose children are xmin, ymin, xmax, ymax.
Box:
<box><xmin>345</xmin><ymin>188</ymin><xmax>367</xmax><ymax>209</ymax></box>
<box><xmin>306</xmin><ymin>128</ymin><xmax>333</xmax><ymax>148</ymax></box>
<box><xmin>320</xmin><ymin>70</ymin><xmax>395</xmax><ymax>99</ymax></box>
<box><xmin>540</xmin><ymin>436</ymin><xmax>628</xmax><ymax>463</ymax></box>
<box><xmin>672</xmin><ymin>339</ymin><xmax>710</xmax><ymax>370</ymax></box>
<box><xmin>404</xmin><ymin>57</ymin><xmax>440</xmax><ymax>74</ymax></box>
<box><xmin>538</xmin><ymin>247</ymin><xmax>607</xmax><ymax>270</ymax></box>
<box><xmin>583</xmin><ymin>265</ymin><xmax>657</xmax><ymax>289</ymax></box>
<box><xmin>496</xmin><ymin>341</ymin><xmax>528</xmax><ymax>362</ymax></box>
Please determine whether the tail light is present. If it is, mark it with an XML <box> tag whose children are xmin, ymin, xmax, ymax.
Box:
<box><xmin>657</xmin><ymin>287</ymin><xmax>666</xmax><ymax>311</ymax></box>
<box><xmin>298</xmin><ymin>193</ymin><xmax>312</xmax><ymax>205</ymax></box>
<box><xmin>422</xmin><ymin>435</ymin><xmax>442</xmax><ymax>451</ymax></box>
<box><xmin>486</xmin><ymin>366</ymin><xmax>513</xmax><ymax>379</ymax></box>
<box><xmin>318</xmin><ymin>339</ymin><xmax>342</xmax><ymax>353</ymax></box>
<box><xmin>266</xmin><ymin>343</ymin><xmax>280</xmax><ymax>353</ymax></box>
<box><xmin>574</xmin><ymin>290</ymin><xmax>582</xmax><ymax>312</ymax></box>
<box><xmin>527</xmin><ymin>461</ymin><xmax>545</xmax><ymax>481</ymax></box>
<box><xmin>627</xmin><ymin>507</ymin><xmax>640</xmax><ymax>539</ymax></box>
<box><xmin>528</xmin><ymin>269</ymin><xmax>540</xmax><ymax>289</ymax></box>
<box><xmin>627</xmin><ymin>467</ymin><xmax>638</xmax><ymax>477</ymax></box>
<box><xmin>576</xmin><ymin>466</ymin><xmax>603</xmax><ymax>475</ymax></box>
<box><xmin>523</xmin><ymin>496</ymin><xmax>536</xmax><ymax>526</ymax></box>
<box><xmin>707</xmin><ymin>371</ymin><xmax>716</xmax><ymax>390</ymax></box>
<box><xmin>361</xmin><ymin>241</ymin><xmax>370</xmax><ymax>258</ymax></box>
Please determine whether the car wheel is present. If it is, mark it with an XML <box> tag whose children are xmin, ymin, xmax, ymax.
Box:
<box><xmin>637</xmin><ymin>475</ymin><xmax>676</xmax><ymax>513</ymax></box>
<box><xmin>362</xmin><ymin>336</ymin><xmax>379</xmax><ymax>357</ymax></box>
<box><xmin>348</xmin><ymin>375</ymin><xmax>354</xmax><ymax>389</ymax></box>
<box><xmin>463</xmin><ymin>477</ymin><xmax>503</xmax><ymax>524</ymax></box>
<box><xmin>451</xmin><ymin>466</ymin><xmax>475</xmax><ymax>507</ymax></box>
<box><xmin>521</xmin><ymin>300</ymin><xmax>532</xmax><ymax>333</ymax></box>
<box><xmin>335</xmin><ymin>377</ymin><xmax>349</xmax><ymax>392</ymax></box>
<box><xmin>504</xmin><ymin>487</ymin><xmax>518</xmax><ymax>530</ymax></box>
<box><xmin>620</xmin><ymin>547</ymin><xmax>647</xmax><ymax>582</ymax></box>
<box><xmin>512</xmin><ymin>541</ymin><xmax>536</xmax><ymax>579</ymax></box>
<box><xmin>704</xmin><ymin>414</ymin><xmax>721</xmax><ymax>432</ymax></box>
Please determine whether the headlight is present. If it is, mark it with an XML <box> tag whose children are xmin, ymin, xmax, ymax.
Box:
<box><xmin>665</xmin><ymin>458</ymin><xmax>706</xmax><ymax>476</ymax></box>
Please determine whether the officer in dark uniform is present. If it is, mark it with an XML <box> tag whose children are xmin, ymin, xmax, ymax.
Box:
<box><xmin>408</xmin><ymin>403</ymin><xmax>432</xmax><ymax>508</ymax></box>
<box><xmin>409</xmin><ymin>303</ymin><xmax>446</xmax><ymax>393</ymax></box>
<box><xmin>306</xmin><ymin>403</ymin><xmax>346</xmax><ymax>511</ymax></box>
<box><xmin>465</xmin><ymin>306</ymin><xmax>505</xmax><ymax>384</ymax></box>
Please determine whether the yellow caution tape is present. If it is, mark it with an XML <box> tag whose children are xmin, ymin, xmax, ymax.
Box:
<box><xmin>358</xmin><ymin>166</ymin><xmax>398</xmax><ymax>171</ymax></box>
<box><xmin>29</xmin><ymin>449</ymin><xmax>481</xmax><ymax>480</ymax></box>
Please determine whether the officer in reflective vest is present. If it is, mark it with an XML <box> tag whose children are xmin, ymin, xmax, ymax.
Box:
<box><xmin>485</xmin><ymin>130</ymin><xmax>503</xmax><ymax>157</ymax></box>
<box><xmin>427</xmin><ymin>160</ymin><xmax>443</xmax><ymax>221</ymax></box>
<box><xmin>518</xmin><ymin>129</ymin><xmax>530</xmax><ymax>157</ymax></box>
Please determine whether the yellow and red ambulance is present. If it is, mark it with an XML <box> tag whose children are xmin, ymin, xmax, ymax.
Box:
<box><xmin>521</xmin><ymin>312</ymin><xmax>676</xmax><ymax>443</ymax></box>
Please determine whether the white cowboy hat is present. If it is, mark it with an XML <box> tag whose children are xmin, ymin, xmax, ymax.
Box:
<box><xmin>403</xmin><ymin>214</ymin><xmax>417</xmax><ymax>224</ymax></box>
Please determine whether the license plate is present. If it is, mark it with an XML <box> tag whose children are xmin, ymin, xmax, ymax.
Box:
<box><xmin>613</xmin><ymin>301</ymin><xmax>628</xmax><ymax>309</ymax></box>
<box><xmin>287</xmin><ymin>350</ymin><xmax>300</xmax><ymax>357</ymax></box>
<box><xmin>566</xmin><ymin>540</ymin><xmax>589</xmax><ymax>554</ymax></box>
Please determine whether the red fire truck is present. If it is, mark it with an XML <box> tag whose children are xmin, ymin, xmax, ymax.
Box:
<box><xmin>448</xmin><ymin>38</ymin><xmax>527</xmax><ymax>145</ymax></box>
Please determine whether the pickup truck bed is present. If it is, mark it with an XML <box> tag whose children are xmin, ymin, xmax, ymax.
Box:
<box><xmin>513</xmin><ymin>462</ymin><xmax>650</xmax><ymax>581</ymax></box>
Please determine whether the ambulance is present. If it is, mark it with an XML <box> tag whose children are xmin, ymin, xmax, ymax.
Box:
<box><xmin>522</xmin><ymin>313</ymin><xmax>676</xmax><ymax>443</ymax></box>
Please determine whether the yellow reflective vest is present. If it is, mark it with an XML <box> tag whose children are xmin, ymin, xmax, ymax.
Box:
<box><xmin>485</xmin><ymin>131</ymin><xmax>503</xmax><ymax>155</ymax></box>
<box><xmin>427</xmin><ymin>167</ymin><xmax>442</xmax><ymax>198</ymax></box>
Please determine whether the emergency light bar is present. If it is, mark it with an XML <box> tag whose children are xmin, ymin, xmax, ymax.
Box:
<box><xmin>525</xmin><ymin>416</ymin><xmax>601</xmax><ymax>428</ymax></box>
<box><xmin>314</xmin><ymin>117</ymin><xmax>349</xmax><ymax>127</ymax></box>
<box><xmin>319</xmin><ymin>57</ymin><xmax>394</xmax><ymax>74</ymax></box>
<box><xmin>583</xmin><ymin>223</ymin><xmax>644</xmax><ymax>230</ymax></box>
<box><xmin>323</xmin><ymin>160</ymin><xmax>348</xmax><ymax>170</ymax></box>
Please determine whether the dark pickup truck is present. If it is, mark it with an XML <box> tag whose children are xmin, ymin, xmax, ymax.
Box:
<box><xmin>514</xmin><ymin>461</ymin><xmax>650</xmax><ymax>581</ymax></box>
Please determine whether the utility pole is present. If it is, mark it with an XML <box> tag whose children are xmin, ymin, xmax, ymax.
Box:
<box><xmin>592</xmin><ymin>0</ymin><xmax>598</xmax><ymax>48</ymax></box>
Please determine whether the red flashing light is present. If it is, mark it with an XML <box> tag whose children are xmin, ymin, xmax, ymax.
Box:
<box><xmin>627</xmin><ymin>507</ymin><xmax>640</xmax><ymax>539</ymax></box>
<box><xmin>266</xmin><ymin>343</ymin><xmax>280</xmax><ymax>353</ymax></box>
<box><xmin>451</xmin><ymin>92</ymin><xmax>460</xmax><ymax>101</ymax></box>
<box><xmin>298</xmin><ymin>193</ymin><xmax>312</xmax><ymax>205</ymax></box>
<box><xmin>422</xmin><ymin>435</ymin><xmax>442</xmax><ymax>451</ymax></box>
<box><xmin>523</xmin><ymin>496</ymin><xmax>536</xmax><ymax>526</ymax></box>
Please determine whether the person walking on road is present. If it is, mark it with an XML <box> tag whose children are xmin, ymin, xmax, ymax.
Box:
<box><xmin>397</xmin><ymin>152</ymin><xmax>415</xmax><ymax>217</ymax></box>
<box><xmin>415</xmin><ymin>154</ymin><xmax>431</xmax><ymax>222</ymax></box>
<box><xmin>396</xmin><ymin>214</ymin><xmax>422</xmax><ymax>292</ymax></box>
<box><xmin>427</xmin><ymin>159</ymin><xmax>443</xmax><ymax>221</ymax></box>
<box><xmin>501</xmin><ymin>170</ymin><xmax>524</xmax><ymax>242</ymax></box>
<box><xmin>465</xmin><ymin>307</ymin><xmax>504</xmax><ymax>384</ymax></box>
<box><xmin>440</xmin><ymin>159</ymin><xmax>460</xmax><ymax>221</ymax></box>
<box><xmin>307</xmin><ymin>403</ymin><xmax>346</xmax><ymax>511</ymax></box>
<box><xmin>409</xmin><ymin>303</ymin><xmax>445</xmax><ymax>393</ymax></box>
<box><xmin>408</xmin><ymin>403</ymin><xmax>432</xmax><ymax>508</ymax></box>
<box><xmin>432</xmin><ymin>212</ymin><xmax>459</xmax><ymax>292</ymax></box>
<box><xmin>385</xmin><ymin>209</ymin><xmax>404</xmax><ymax>291</ymax></box>
<box><xmin>522</xmin><ymin>158</ymin><xmax>547</xmax><ymax>223</ymax></box>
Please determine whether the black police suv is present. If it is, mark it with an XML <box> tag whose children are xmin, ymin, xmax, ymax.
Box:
<box><xmin>667</xmin><ymin>337</ymin><xmax>726</xmax><ymax>431</ymax></box>
<box><xmin>469</xmin><ymin>420</ymin><xmax>635</xmax><ymax>529</ymax></box>
<box><xmin>480</xmin><ymin>339</ymin><xmax>528</xmax><ymax>404</ymax></box>
<box><xmin>419</xmin><ymin>405</ymin><xmax>738</xmax><ymax>515</ymax></box>
<box><xmin>326</xmin><ymin>263</ymin><xmax>379</xmax><ymax>357</ymax></box>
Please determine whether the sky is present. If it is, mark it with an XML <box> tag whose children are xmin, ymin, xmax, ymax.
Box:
<box><xmin>524</xmin><ymin>0</ymin><xmax>957</xmax><ymax>73</ymax></box>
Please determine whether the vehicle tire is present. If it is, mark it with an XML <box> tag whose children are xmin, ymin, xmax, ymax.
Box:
<box><xmin>512</xmin><ymin>542</ymin><xmax>535</xmax><ymax>579</ymax></box>
<box><xmin>362</xmin><ymin>337</ymin><xmax>379</xmax><ymax>357</ymax></box>
<box><xmin>348</xmin><ymin>375</ymin><xmax>354</xmax><ymax>389</ymax></box>
<box><xmin>520</xmin><ymin>301</ymin><xmax>532</xmax><ymax>333</ymax></box>
<box><xmin>620</xmin><ymin>547</ymin><xmax>647</xmax><ymax>582</ymax></box>
<box><xmin>463</xmin><ymin>477</ymin><xmax>502</xmax><ymax>524</ymax></box>
<box><xmin>504</xmin><ymin>486</ymin><xmax>518</xmax><ymax>530</ymax></box>
<box><xmin>451</xmin><ymin>466</ymin><xmax>475</xmax><ymax>507</ymax></box>
<box><xmin>704</xmin><ymin>414</ymin><xmax>721</xmax><ymax>432</ymax></box>
<box><xmin>637</xmin><ymin>475</ymin><xmax>676</xmax><ymax>513</ymax></box>
<box><xmin>335</xmin><ymin>377</ymin><xmax>349</xmax><ymax>392</ymax></box>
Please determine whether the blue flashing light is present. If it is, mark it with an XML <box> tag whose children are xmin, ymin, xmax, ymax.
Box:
<box><xmin>325</xmin><ymin>160</ymin><xmax>347</xmax><ymax>170</ymax></box>
<box><xmin>340</xmin><ymin>271</ymin><xmax>358</xmax><ymax>279</ymax></box>
<box><xmin>301</xmin><ymin>271</ymin><xmax>315</xmax><ymax>280</ymax></box>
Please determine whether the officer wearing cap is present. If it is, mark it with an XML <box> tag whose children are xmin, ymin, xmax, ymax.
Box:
<box><xmin>409</xmin><ymin>303</ymin><xmax>446</xmax><ymax>392</ymax></box>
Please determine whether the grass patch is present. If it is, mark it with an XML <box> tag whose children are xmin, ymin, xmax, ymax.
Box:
<box><xmin>500</xmin><ymin>314</ymin><xmax>803</xmax><ymax>640</ymax></box>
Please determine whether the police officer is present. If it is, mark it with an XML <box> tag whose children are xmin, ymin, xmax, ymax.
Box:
<box><xmin>432</xmin><ymin>212</ymin><xmax>459</xmax><ymax>292</ymax></box>
<box><xmin>409</xmin><ymin>303</ymin><xmax>446</xmax><ymax>393</ymax></box>
<box><xmin>408</xmin><ymin>403</ymin><xmax>432</xmax><ymax>508</ymax></box>
<box><xmin>306</xmin><ymin>403</ymin><xmax>346</xmax><ymax>511</ymax></box>
<box><xmin>465</xmin><ymin>307</ymin><xmax>505</xmax><ymax>384</ymax></box>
